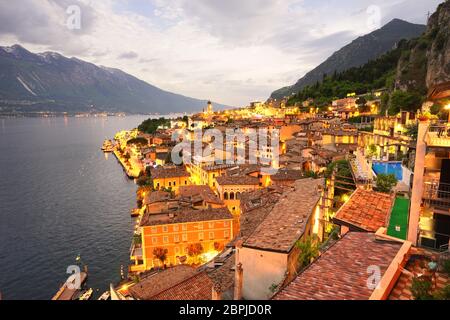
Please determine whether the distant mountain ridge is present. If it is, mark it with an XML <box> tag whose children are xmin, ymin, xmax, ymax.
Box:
<box><xmin>271</xmin><ymin>19</ymin><xmax>426</xmax><ymax>99</ymax></box>
<box><xmin>0</xmin><ymin>45</ymin><xmax>227</xmax><ymax>114</ymax></box>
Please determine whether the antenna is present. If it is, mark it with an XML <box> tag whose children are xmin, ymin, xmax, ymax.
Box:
<box><xmin>427</xmin><ymin>11</ymin><xmax>430</xmax><ymax>22</ymax></box>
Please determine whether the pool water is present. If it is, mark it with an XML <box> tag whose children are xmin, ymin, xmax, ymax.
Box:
<box><xmin>372</xmin><ymin>161</ymin><xmax>403</xmax><ymax>181</ymax></box>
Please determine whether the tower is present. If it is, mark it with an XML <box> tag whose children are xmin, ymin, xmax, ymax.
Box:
<box><xmin>207</xmin><ymin>100</ymin><xmax>213</xmax><ymax>114</ymax></box>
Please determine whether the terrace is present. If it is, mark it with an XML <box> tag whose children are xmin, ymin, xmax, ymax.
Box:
<box><xmin>426</xmin><ymin>124</ymin><xmax>450</xmax><ymax>148</ymax></box>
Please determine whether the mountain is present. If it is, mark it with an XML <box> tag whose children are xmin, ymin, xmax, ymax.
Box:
<box><xmin>395</xmin><ymin>0</ymin><xmax>450</xmax><ymax>93</ymax></box>
<box><xmin>271</xmin><ymin>19</ymin><xmax>426</xmax><ymax>99</ymax></box>
<box><xmin>0</xmin><ymin>45</ymin><xmax>227</xmax><ymax>114</ymax></box>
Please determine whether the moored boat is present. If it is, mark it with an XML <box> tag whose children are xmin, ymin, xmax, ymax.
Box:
<box><xmin>78</xmin><ymin>288</ymin><xmax>93</xmax><ymax>301</ymax></box>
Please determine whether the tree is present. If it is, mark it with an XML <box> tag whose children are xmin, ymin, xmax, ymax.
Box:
<box><xmin>296</xmin><ymin>236</ymin><xmax>320</xmax><ymax>269</ymax></box>
<box><xmin>375</xmin><ymin>174</ymin><xmax>398</xmax><ymax>193</ymax></box>
<box><xmin>405</xmin><ymin>123</ymin><xmax>419</xmax><ymax>140</ymax></box>
<box><xmin>389</xmin><ymin>91</ymin><xmax>423</xmax><ymax>115</ymax></box>
<box><xmin>187</xmin><ymin>243</ymin><xmax>204</xmax><ymax>264</ymax></box>
<box><xmin>153</xmin><ymin>248</ymin><xmax>168</xmax><ymax>267</ymax></box>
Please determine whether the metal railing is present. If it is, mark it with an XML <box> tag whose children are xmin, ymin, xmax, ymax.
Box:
<box><xmin>423</xmin><ymin>180</ymin><xmax>450</xmax><ymax>210</ymax></box>
<box><xmin>426</xmin><ymin>124</ymin><xmax>450</xmax><ymax>147</ymax></box>
<box><xmin>419</xmin><ymin>229</ymin><xmax>450</xmax><ymax>251</ymax></box>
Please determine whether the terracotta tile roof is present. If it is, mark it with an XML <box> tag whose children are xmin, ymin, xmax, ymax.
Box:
<box><xmin>151</xmin><ymin>271</ymin><xmax>214</xmax><ymax>300</ymax></box>
<box><xmin>271</xmin><ymin>169</ymin><xmax>303</xmax><ymax>181</ymax></box>
<box><xmin>244</xmin><ymin>179</ymin><xmax>324</xmax><ymax>253</ymax></box>
<box><xmin>178</xmin><ymin>185</ymin><xmax>224</xmax><ymax>205</ymax></box>
<box><xmin>216</xmin><ymin>175</ymin><xmax>260</xmax><ymax>186</ymax></box>
<box><xmin>204</xmin><ymin>251</ymin><xmax>236</xmax><ymax>295</ymax></box>
<box><xmin>274</xmin><ymin>233</ymin><xmax>403</xmax><ymax>300</ymax></box>
<box><xmin>140</xmin><ymin>207</ymin><xmax>233</xmax><ymax>227</ymax></box>
<box><xmin>389</xmin><ymin>247</ymin><xmax>450</xmax><ymax>300</ymax></box>
<box><xmin>151</xmin><ymin>166</ymin><xmax>189</xmax><ymax>179</ymax></box>
<box><xmin>333</xmin><ymin>189</ymin><xmax>395</xmax><ymax>232</ymax></box>
<box><xmin>239</xmin><ymin>186</ymin><xmax>288</xmax><ymax>241</ymax></box>
<box><xmin>128</xmin><ymin>265</ymin><xmax>198</xmax><ymax>300</ymax></box>
<box><xmin>143</xmin><ymin>191</ymin><xmax>171</xmax><ymax>205</ymax></box>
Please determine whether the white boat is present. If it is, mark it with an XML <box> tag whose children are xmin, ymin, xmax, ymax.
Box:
<box><xmin>78</xmin><ymin>288</ymin><xmax>93</xmax><ymax>301</ymax></box>
<box><xmin>98</xmin><ymin>291</ymin><xmax>110</xmax><ymax>301</ymax></box>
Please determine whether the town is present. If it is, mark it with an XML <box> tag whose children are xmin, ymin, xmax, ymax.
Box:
<box><xmin>99</xmin><ymin>73</ymin><xmax>450</xmax><ymax>301</ymax></box>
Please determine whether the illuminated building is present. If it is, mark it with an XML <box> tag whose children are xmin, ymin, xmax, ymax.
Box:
<box><xmin>135</xmin><ymin>207</ymin><xmax>233</xmax><ymax>271</ymax></box>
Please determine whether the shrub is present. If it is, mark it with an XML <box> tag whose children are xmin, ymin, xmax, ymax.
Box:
<box><xmin>411</xmin><ymin>277</ymin><xmax>433</xmax><ymax>300</ymax></box>
<box><xmin>375</xmin><ymin>174</ymin><xmax>398</xmax><ymax>193</ymax></box>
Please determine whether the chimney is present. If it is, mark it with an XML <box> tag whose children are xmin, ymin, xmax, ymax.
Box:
<box><xmin>212</xmin><ymin>283</ymin><xmax>222</xmax><ymax>301</ymax></box>
<box><xmin>234</xmin><ymin>263</ymin><xmax>243</xmax><ymax>300</ymax></box>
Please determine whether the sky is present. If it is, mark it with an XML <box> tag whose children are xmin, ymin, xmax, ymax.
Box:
<box><xmin>0</xmin><ymin>0</ymin><xmax>443</xmax><ymax>106</ymax></box>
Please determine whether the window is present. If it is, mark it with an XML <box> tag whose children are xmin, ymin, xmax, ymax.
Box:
<box><xmin>173</xmin><ymin>181</ymin><xmax>176</xmax><ymax>187</ymax></box>
<box><xmin>224</xmin><ymin>230</ymin><xmax>230</xmax><ymax>239</ymax></box>
<box><xmin>156</xmin><ymin>182</ymin><xmax>160</xmax><ymax>188</ymax></box>
<box><xmin>224</xmin><ymin>192</ymin><xmax>229</xmax><ymax>200</ymax></box>
<box><xmin>151</xmin><ymin>227</ymin><xmax>158</xmax><ymax>233</ymax></box>
<box><xmin>163</xmin><ymin>236</ymin><xmax>169</xmax><ymax>244</ymax></box>
<box><xmin>182</xmin><ymin>224</ymin><xmax>188</xmax><ymax>231</ymax></box>
<box><xmin>209</xmin><ymin>232</ymin><xmax>215</xmax><ymax>240</ymax></box>
<box><xmin>174</xmin><ymin>235</ymin><xmax>180</xmax><ymax>243</ymax></box>
<box><xmin>173</xmin><ymin>225</ymin><xmax>179</xmax><ymax>232</ymax></box>
<box><xmin>230</xmin><ymin>192</ymin><xmax>235</xmax><ymax>200</ymax></box>
<box><xmin>197</xmin><ymin>223</ymin><xmax>203</xmax><ymax>230</ymax></box>
<box><xmin>182</xmin><ymin>234</ymin><xmax>188</xmax><ymax>242</ymax></box>
<box><xmin>163</xmin><ymin>226</ymin><xmax>168</xmax><ymax>233</ymax></box>
<box><xmin>185</xmin><ymin>180</ymin><xmax>188</xmax><ymax>185</ymax></box>
<box><xmin>209</xmin><ymin>222</ymin><xmax>215</xmax><ymax>229</ymax></box>
<box><xmin>199</xmin><ymin>233</ymin><xmax>204</xmax><ymax>241</ymax></box>
<box><xmin>169</xmin><ymin>182</ymin><xmax>172</xmax><ymax>187</ymax></box>
<box><xmin>152</xmin><ymin>237</ymin><xmax>158</xmax><ymax>244</ymax></box>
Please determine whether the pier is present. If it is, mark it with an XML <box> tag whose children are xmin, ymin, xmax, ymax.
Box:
<box><xmin>52</xmin><ymin>271</ymin><xmax>88</xmax><ymax>301</ymax></box>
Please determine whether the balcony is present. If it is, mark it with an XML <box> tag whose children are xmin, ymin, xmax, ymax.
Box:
<box><xmin>425</xmin><ymin>124</ymin><xmax>450</xmax><ymax>147</ymax></box>
<box><xmin>423</xmin><ymin>180</ymin><xmax>450</xmax><ymax>210</ymax></box>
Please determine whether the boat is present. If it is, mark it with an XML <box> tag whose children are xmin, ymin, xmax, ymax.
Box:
<box><xmin>78</xmin><ymin>288</ymin><xmax>93</xmax><ymax>301</ymax></box>
<box><xmin>101</xmin><ymin>140</ymin><xmax>115</xmax><ymax>152</ymax></box>
<box><xmin>98</xmin><ymin>291</ymin><xmax>111</xmax><ymax>301</ymax></box>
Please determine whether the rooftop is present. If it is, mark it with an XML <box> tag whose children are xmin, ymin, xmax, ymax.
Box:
<box><xmin>151</xmin><ymin>166</ymin><xmax>189</xmax><ymax>179</ymax></box>
<box><xmin>239</xmin><ymin>186</ymin><xmax>288</xmax><ymax>241</ymax></box>
<box><xmin>128</xmin><ymin>265</ymin><xmax>198</xmax><ymax>300</ymax></box>
<box><xmin>333</xmin><ymin>189</ymin><xmax>395</xmax><ymax>232</ymax></box>
<box><xmin>274</xmin><ymin>232</ymin><xmax>403</xmax><ymax>300</ymax></box>
<box><xmin>271</xmin><ymin>169</ymin><xmax>303</xmax><ymax>181</ymax></box>
<box><xmin>128</xmin><ymin>265</ymin><xmax>214</xmax><ymax>300</ymax></box>
<box><xmin>178</xmin><ymin>185</ymin><xmax>224</xmax><ymax>205</ymax></box>
<box><xmin>140</xmin><ymin>207</ymin><xmax>233</xmax><ymax>227</ymax></box>
<box><xmin>216</xmin><ymin>175</ymin><xmax>260</xmax><ymax>186</ymax></box>
<box><xmin>243</xmin><ymin>178</ymin><xmax>324</xmax><ymax>253</ymax></box>
<box><xmin>150</xmin><ymin>271</ymin><xmax>214</xmax><ymax>300</ymax></box>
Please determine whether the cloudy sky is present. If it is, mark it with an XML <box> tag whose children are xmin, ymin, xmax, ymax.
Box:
<box><xmin>0</xmin><ymin>0</ymin><xmax>443</xmax><ymax>106</ymax></box>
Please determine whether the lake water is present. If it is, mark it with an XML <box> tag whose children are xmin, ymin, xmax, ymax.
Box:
<box><xmin>0</xmin><ymin>115</ymin><xmax>150</xmax><ymax>300</ymax></box>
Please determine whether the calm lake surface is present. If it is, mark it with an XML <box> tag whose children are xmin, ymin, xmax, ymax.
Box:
<box><xmin>0</xmin><ymin>115</ymin><xmax>150</xmax><ymax>300</ymax></box>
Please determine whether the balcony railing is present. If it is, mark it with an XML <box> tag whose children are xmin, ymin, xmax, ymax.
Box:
<box><xmin>423</xmin><ymin>180</ymin><xmax>450</xmax><ymax>210</ymax></box>
<box><xmin>419</xmin><ymin>229</ymin><xmax>450</xmax><ymax>251</ymax></box>
<box><xmin>426</xmin><ymin>124</ymin><xmax>450</xmax><ymax>147</ymax></box>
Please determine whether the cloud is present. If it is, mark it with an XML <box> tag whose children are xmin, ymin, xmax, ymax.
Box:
<box><xmin>0</xmin><ymin>0</ymin><xmax>443</xmax><ymax>106</ymax></box>
<box><xmin>118</xmin><ymin>51</ymin><xmax>139</xmax><ymax>60</ymax></box>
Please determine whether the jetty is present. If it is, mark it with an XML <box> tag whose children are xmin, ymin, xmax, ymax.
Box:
<box><xmin>52</xmin><ymin>271</ymin><xmax>88</xmax><ymax>301</ymax></box>
<box><xmin>113</xmin><ymin>148</ymin><xmax>141</xmax><ymax>179</ymax></box>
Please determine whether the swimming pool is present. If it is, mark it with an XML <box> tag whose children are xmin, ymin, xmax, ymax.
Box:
<box><xmin>372</xmin><ymin>161</ymin><xmax>403</xmax><ymax>181</ymax></box>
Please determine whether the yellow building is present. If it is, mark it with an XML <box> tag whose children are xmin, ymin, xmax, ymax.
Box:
<box><xmin>136</xmin><ymin>207</ymin><xmax>234</xmax><ymax>270</ymax></box>
<box><xmin>187</xmin><ymin>163</ymin><xmax>234</xmax><ymax>191</ymax></box>
<box><xmin>151</xmin><ymin>166</ymin><xmax>191</xmax><ymax>194</ymax></box>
